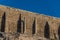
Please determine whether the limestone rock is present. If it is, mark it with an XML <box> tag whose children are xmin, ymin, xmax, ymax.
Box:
<box><xmin>0</xmin><ymin>5</ymin><xmax>60</xmax><ymax>40</ymax></box>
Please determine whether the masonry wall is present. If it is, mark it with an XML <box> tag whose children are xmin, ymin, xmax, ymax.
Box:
<box><xmin>0</xmin><ymin>5</ymin><xmax>60</xmax><ymax>40</ymax></box>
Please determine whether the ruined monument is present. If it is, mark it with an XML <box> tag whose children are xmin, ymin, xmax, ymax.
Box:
<box><xmin>0</xmin><ymin>5</ymin><xmax>60</xmax><ymax>40</ymax></box>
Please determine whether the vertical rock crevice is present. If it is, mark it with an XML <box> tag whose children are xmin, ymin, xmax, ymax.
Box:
<box><xmin>32</xmin><ymin>17</ymin><xmax>36</xmax><ymax>34</ymax></box>
<box><xmin>1</xmin><ymin>12</ymin><xmax>6</xmax><ymax>32</ymax></box>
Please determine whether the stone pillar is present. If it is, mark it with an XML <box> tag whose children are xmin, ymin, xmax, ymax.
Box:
<box><xmin>24</xmin><ymin>17</ymin><xmax>26</xmax><ymax>34</ymax></box>
<box><xmin>21</xmin><ymin>21</ymin><xmax>24</xmax><ymax>34</ymax></box>
<box><xmin>21</xmin><ymin>17</ymin><xmax>26</xmax><ymax>34</ymax></box>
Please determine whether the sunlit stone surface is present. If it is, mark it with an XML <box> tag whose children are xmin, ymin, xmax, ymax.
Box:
<box><xmin>0</xmin><ymin>5</ymin><xmax>60</xmax><ymax>40</ymax></box>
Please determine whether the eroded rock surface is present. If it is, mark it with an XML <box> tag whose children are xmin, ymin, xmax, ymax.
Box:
<box><xmin>0</xmin><ymin>5</ymin><xmax>59</xmax><ymax>40</ymax></box>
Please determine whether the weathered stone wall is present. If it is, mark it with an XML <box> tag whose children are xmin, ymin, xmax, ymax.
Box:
<box><xmin>0</xmin><ymin>5</ymin><xmax>60</xmax><ymax>40</ymax></box>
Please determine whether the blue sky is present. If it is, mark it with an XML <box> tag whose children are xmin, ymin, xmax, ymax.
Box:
<box><xmin>0</xmin><ymin>0</ymin><xmax>60</xmax><ymax>18</ymax></box>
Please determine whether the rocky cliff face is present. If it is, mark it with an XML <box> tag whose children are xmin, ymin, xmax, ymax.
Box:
<box><xmin>0</xmin><ymin>5</ymin><xmax>60</xmax><ymax>40</ymax></box>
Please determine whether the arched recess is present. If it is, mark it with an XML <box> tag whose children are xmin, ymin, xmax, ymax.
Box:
<box><xmin>32</xmin><ymin>17</ymin><xmax>36</xmax><ymax>34</ymax></box>
<box><xmin>1</xmin><ymin>12</ymin><xmax>6</xmax><ymax>32</ymax></box>
<box><xmin>58</xmin><ymin>25</ymin><xmax>60</xmax><ymax>40</ymax></box>
<box><xmin>44</xmin><ymin>22</ymin><xmax>50</xmax><ymax>38</ymax></box>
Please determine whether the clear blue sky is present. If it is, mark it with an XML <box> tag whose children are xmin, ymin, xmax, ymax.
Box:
<box><xmin>0</xmin><ymin>0</ymin><xmax>60</xmax><ymax>18</ymax></box>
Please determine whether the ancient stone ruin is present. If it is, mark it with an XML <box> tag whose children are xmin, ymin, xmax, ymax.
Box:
<box><xmin>0</xmin><ymin>5</ymin><xmax>60</xmax><ymax>40</ymax></box>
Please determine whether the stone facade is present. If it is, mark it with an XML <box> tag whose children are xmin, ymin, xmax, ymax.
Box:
<box><xmin>0</xmin><ymin>5</ymin><xmax>60</xmax><ymax>40</ymax></box>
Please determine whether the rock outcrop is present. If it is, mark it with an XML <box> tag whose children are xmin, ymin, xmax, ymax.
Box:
<box><xmin>0</xmin><ymin>5</ymin><xmax>60</xmax><ymax>40</ymax></box>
